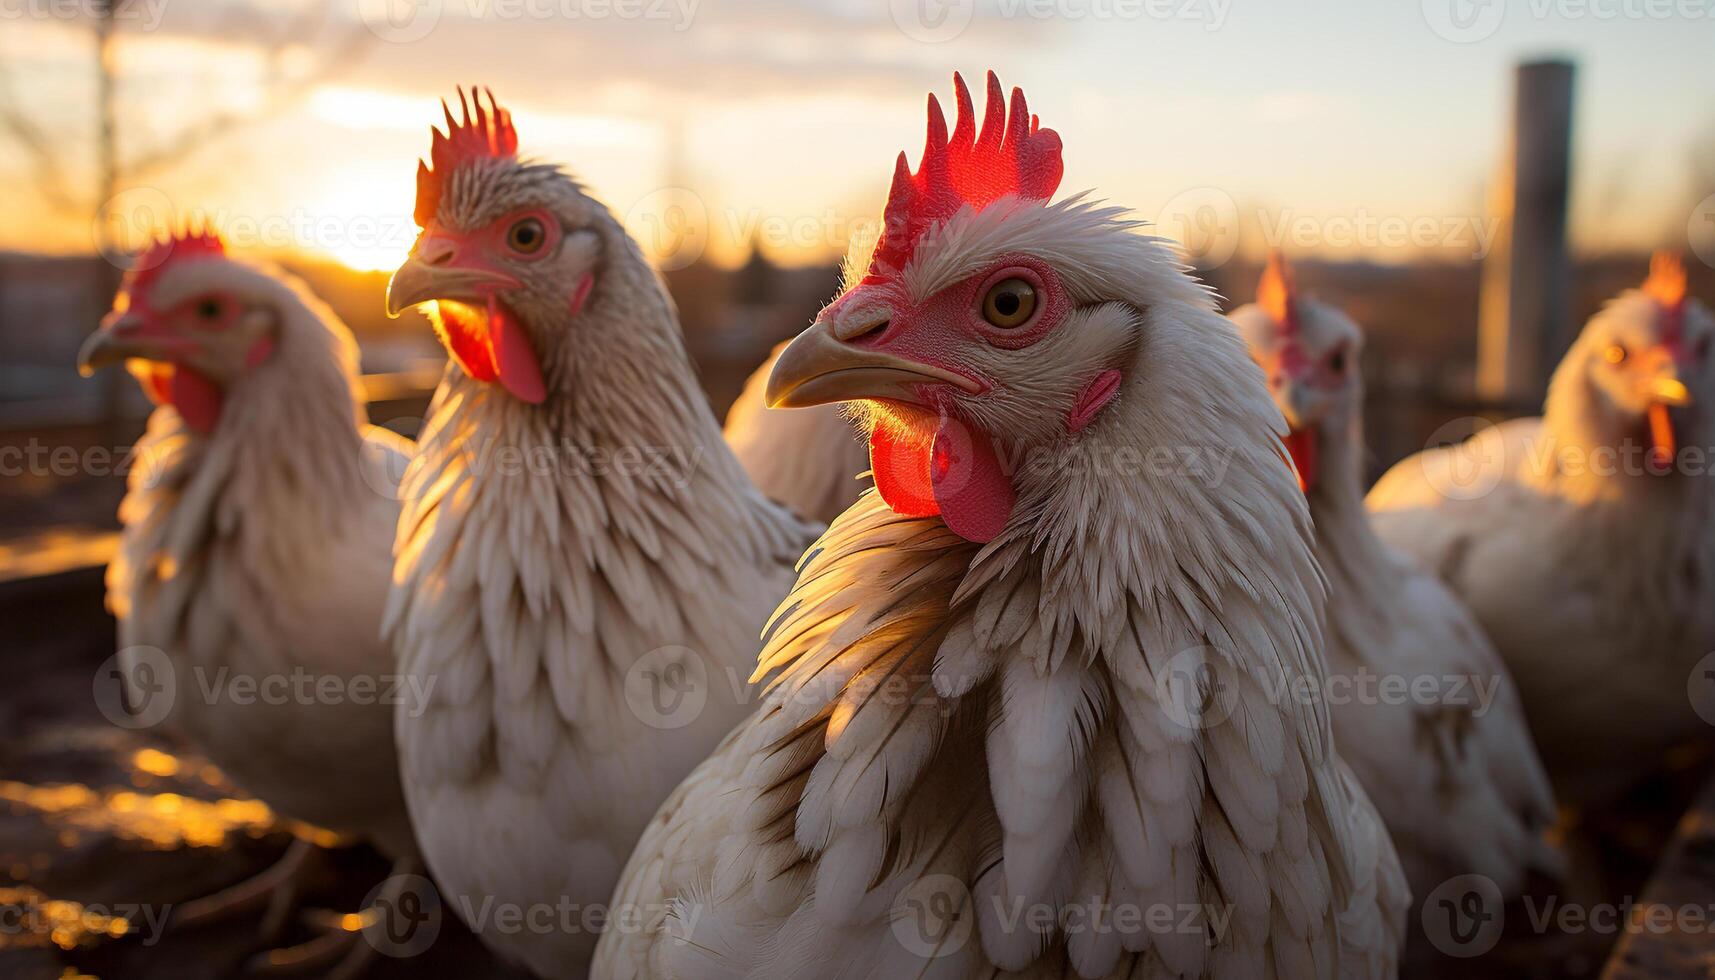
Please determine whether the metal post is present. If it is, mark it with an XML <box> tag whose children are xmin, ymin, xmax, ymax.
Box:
<box><xmin>1477</xmin><ymin>60</ymin><xmax>1576</xmax><ymax>403</ymax></box>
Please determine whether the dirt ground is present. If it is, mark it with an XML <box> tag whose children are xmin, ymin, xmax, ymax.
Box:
<box><xmin>0</xmin><ymin>584</ymin><xmax>529</xmax><ymax>980</ymax></box>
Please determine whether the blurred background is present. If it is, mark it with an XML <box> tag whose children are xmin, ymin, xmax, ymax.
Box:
<box><xmin>0</xmin><ymin>0</ymin><xmax>1712</xmax><ymax>977</ymax></box>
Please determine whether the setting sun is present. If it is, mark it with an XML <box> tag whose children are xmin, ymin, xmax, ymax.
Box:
<box><xmin>296</xmin><ymin>170</ymin><xmax>417</xmax><ymax>273</ymax></box>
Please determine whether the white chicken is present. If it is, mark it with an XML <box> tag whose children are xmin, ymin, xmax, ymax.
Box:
<box><xmin>596</xmin><ymin>72</ymin><xmax>1407</xmax><ymax>980</ymax></box>
<box><xmin>725</xmin><ymin>339</ymin><xmax>872</xmax><ymax>524</ymax></box>
<box><xmin>1369</xmin><ymin>253</ymin><xmax>1715</xmax><ymax>806</ymax></box>
<box><xmin>382</xmin><ymin>89</ymin><xmax>818</xmax><ymax>978</ymax></box>
<box><xmin>1230</xmin><ymin>254</ymin><xmax>1558</xmax><ymax>899</ymax></box>
<box><xmin>77</xmin><ymin>229</ymin><xmax>417</xmax><ymax>971</ymax></box>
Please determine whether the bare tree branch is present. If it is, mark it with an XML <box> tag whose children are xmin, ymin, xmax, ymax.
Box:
<box><xmin>125</xmin><ymin>9</ymin><xmax>369</xmax><ymax>178</ymax></box>
<box><xmin>0</xmin><ymin>0</ymin><xmax>371</xmax><ymax>215</ymax></box>
<box><xmin>0</xmin><ymin>67</ymin><xmax>83</xmax><ymax>216</ymax></box>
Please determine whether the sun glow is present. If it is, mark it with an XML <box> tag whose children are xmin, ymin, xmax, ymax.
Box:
<box><xmin>296</xmin><ymin>168</ymin><xmax>418</xmax><ymax>273</ymax></box>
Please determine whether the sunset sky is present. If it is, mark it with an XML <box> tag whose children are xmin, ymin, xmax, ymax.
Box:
<box><xmin>1</xmin><ymin>0</ymin><xmax>1711</xmax><ymax>272</ymax></box>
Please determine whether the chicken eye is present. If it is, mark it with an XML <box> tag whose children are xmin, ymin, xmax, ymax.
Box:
<box><xmin>507</xmin><ymin>217</ymin><xmax>547</xmax><ymax>255</ymax></box>
<box><xmin>196</xmin><ymin>298</ymin><xmax>224</xmax><ymax>322</ymax></box>
<box><xmin>981</xmin><ymin>278</ymin><xmax>1037</xmax><ymax>329</ymax></box>
<box><xmin>1604</xmin><ymin>344</ymin><xmax>1628</xmax><ymax>365</ymax></box>
<box><xmin>1328</xmin><ymin>349</ymin><xmax>1348</xmax><ymax>374</ymax></box>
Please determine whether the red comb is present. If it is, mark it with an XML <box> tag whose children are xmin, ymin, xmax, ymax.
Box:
<box><xmin>1644</xmin><ymin>250</ymin><xmax>1688</xmax><ymax>344</ymax></box>
<box><xmin>130</xmin><ymin>225</ymin><xmax>226</xmax><ymax>301</ymax></box>
<box><xmin>865</xmin><ymin>71</ymin><xmax>1063</xmax><ymax>281</ymax></box>
<box><xmin>1257</xmin><ymin>251</ymin><xmax>1301</xmax><ymax>337</ymax></box>
<box><xmin>414</xmin><ymin>87</ymin><xmax>519</xmax><ymax>227</ymax></box>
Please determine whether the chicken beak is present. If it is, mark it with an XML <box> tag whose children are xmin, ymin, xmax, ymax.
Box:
<box><xmin>765</xmin><ymin>319</ymin><xmax>981</xmax><ymax>409</ymax></box>
<box><xmin>1649</xmin><ymin>375</ymin><xmax>1693</xmax><ymax>407</ymax></box>
<box><xmin>386</xmin><ymin>240</ymin><xmax>521</xmax><ymax>317</ymax></box>
<box><xmin>1273</xmin><ymin>376</ymin><xmax>1314</xmax><ymax>431</ymax></box>
<box><xmin>77</xmin><ymin>313</ymin><xmax>162</xmax><ymax>377</ymax></box>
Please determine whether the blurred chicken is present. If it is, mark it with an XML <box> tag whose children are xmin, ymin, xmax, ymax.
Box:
<box><xmin>1231</xmin><ymin>254</ymin><xmax>1558</xmax><ymax>899</ymax></box>
<box><xmin>724</xmin><ymin>340</ymin><xmax>870</xmax><ymax>524</ymax></box>
<box><xmin>1369</xmin><ymin>253</ymin><xmax>1715</xmax><ymax>805</ymax></box>
<box><xmin>382</xmin><ymin>89</ymin><xmax>817</xmax><ymax>978</ymax></box>
<box><xmin>78</xmin><ymin>229</ymin><xmax>417</xmax><ymax>973</ymax></box>
<box><xmin>597</xmin><ymin>72</ymin><xmax>1406</xmax><ymax>980</ymax></box>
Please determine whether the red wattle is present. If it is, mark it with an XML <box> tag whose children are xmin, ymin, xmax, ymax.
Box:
<box><xmin>436</xmin><ymin>301</ymin><xmax>498</xmax><ymax>383</ymax></box>
<box><xmin>169</xmin><ymin>367</ymin><xmax>224</xmax><ymax>434</ymax></box>
<box><xmin>1283</xmin><ymin>428</ymin><xmax>1319</xmax><ymax>493</ymax></box>
<box><xmin>133</xmin><ymin>363</ymin><xmax>173</xmax><ymax>407</ymax></box>
<box><xmin>1648</xmin><ymin>402</ymin><xmax>1677</xmax><ymax>472</ymax></box>
<box><xmin>868</xmin><ymin>414</ymin><xmax>1018</xmax><ymax>543</ymax></box>
<box><xmin>929</xmin><ymin>415</ymin><xmax>1016</xmax><ymax>544</ymax></box>
<box><xmin>488</xmin><ymin>295</ymin><xmax>546</xmax><ymax>404</ymax></box>
<box><xmin>869</xmin><ymin>424</ymin><xmax>939</xmax><ymax>517</ymax></box>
